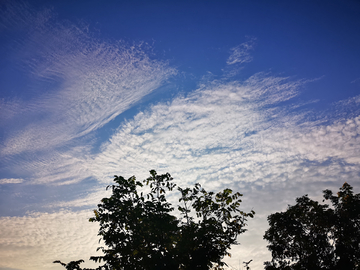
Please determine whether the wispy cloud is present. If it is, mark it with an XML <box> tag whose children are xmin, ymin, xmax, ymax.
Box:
<box><xmin>0</xmin><ymin>1</ymin><xmax>175</xmax><ymax>184</ymax></box>
<box><xmin>0</xmin><ymin>178</ymin><xmax>24</xmax><ymax>184</ymax></box>
<box><xmin>83</xmin><ymin>74</ymin><xmax>359</xmax><ymax>270</ymax></box>
<box><xmin>2</xmin><ymin>73</ymin><xmax>360</xmax><ymax>269</ymax></box>
<box><xmin>227</xmin><ymin>37</ymin><xmax>256</xmax><ymax>65</ymax></box>
<box><xmin>88</xmin><ymin>74</ymin><xmax>360</xmax><ymax>189</ymax></box>
<box><xmin>351</xmin><ymin>77</ymin><xmax>360</xmax><ymax>84</ymax></box>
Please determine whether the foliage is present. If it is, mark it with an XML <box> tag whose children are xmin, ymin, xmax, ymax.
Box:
<box><xmin>243</xmin><ymin>259</ymin><xmax>253</xmax><ymax>270</ymax></box>
<box><xmin>263</xmin><ymin>182</ymin><xmax>360</xmax><ymax>270</ymax></box>
<box><xmin>55</xmin><ymin>170</ymin><xmax>254</xmax><ymax>270</ymax></box>
<box><xmin>53</xmin><ymin>260</ymin><xmax>86</xmax><ymax>270</ymax></box>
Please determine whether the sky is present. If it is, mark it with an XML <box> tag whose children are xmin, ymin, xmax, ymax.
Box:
<box><xmin>0</xmin><ymin>0</ymin><xmax>360</xmax><ymax>269</ymax></box>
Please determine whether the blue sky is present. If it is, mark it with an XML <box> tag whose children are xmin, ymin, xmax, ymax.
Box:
<box><xmin>1</xmin><ymin>1</ymin><xmax>360</xmax><ymax>269</ymax></box>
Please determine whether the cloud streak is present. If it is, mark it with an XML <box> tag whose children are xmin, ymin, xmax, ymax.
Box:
<box><xmin>0</xmin><ymin>2</ymin><xmax>175</xmax><ymax>184</ymax></box>
<box><xmin>0</xmin><ymin>178</ymin><xmax>24</xmax><ymax>184</ymax></box>
<box><xmin>227</xmin><ymin>37</ymin><xmax>256</xmax><ymax>65</ymax></box>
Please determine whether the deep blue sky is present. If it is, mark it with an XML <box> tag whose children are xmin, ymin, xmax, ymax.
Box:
<box><xmin>3</xmin><ymin>1</ymin><xmax>360</xmax><ymax>103</ymax></box>
<box><xmin>1</xmin><ymin>1</ymin><xmax>360</xmax><ymax>270</ymax></box>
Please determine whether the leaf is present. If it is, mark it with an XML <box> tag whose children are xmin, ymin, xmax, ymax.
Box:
<box><xmin>57</xmin><ymin>170</ymin><xmax>255</xmax><ymax>270</ymax></box>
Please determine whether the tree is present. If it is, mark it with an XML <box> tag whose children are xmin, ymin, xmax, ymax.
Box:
<box><xmin>54</xmin><ymin>170</ymin><xmax>254</xmax><ymax>270</ymax></box>
<box><xmin>243</xmin><ymin>259</ymin><xmax>253</xmax><ymax>270</ymax></box>
<box><xmin>53</xmin><ymin>260</ymin><xmax>86</xmax><ymax>270</ymax></box>
<box><xmin>263</xmin><ymin>182</ymin><xmax>360</xmax><ymax>270</ymax></box>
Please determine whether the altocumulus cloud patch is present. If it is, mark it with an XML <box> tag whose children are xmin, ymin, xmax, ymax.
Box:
<box><xmin>0</xmin><ymin>210</ymin><xmax>100</xmax><ymax>270</ymax></box>
<box><xmin>0</xmin><ymin>1</ymin><xmax>175</xmax><ymax>185</ymax></box>
<box><xmin>8</xmin><ymin>71</ymin><xmax>358</xmax><ymax>270</ymax></box>
<box><xmin>90</xmin><ymin>74</ymin><xmax>360</xmax><ymax>189</ymax></box>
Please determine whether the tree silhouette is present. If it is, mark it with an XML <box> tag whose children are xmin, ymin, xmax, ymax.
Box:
<box><xmin>243</xmin><ymin>259</ymin><xmax>252</xmax><ymax>270</ymax></box>
<box><xmin>263</xmin><ymin>182</ymin><xmax>360</xmax><ymax>270</ymax></box>
<box><xmin>54</xmin><ymin>170</ymin><xmax>254</xmax><ymax>270</ymax></box>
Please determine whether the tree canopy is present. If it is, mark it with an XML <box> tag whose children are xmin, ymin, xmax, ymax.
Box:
<box><xmin>263</xmin><ymin>182</ymin><xmax>360</xmax><ymax>270</ymax></box>
<box><xmin>54</xmin><ymin>170</ymin><xmax>254</xmax><ymax>270</ymax></box>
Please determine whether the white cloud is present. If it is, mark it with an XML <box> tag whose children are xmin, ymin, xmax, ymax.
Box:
<box><xmin>0</xmin><ymin>210</ymin><xmax>100</xmax><ymax>270</ymax></box>
<box><xmin>227</xmin><ymin>37</ymin><xmax>256</xmax><ymax>65</ymax></box>
<box><xmin>87</xmin><ymin>73</ymin><xmax>360</xmax><ymax>190</ymax></box>
<box><xmin>2</xmin><ymin>73</ymin><xmax>360</xmax><ymax>269</ymax></box>
<box><xmin>0</xmin><ymin>178</ymin><xmax>24</xmax><ymax>184</ymax></box>
<box><xmin>0</xmin><ymin>1</ymin><xmax>175</xmax><ymax>185</ymax></box>
<box><xmin>351</xmin><ymin>77</ymin><xmax>360</xmax><ymax>84</ymax></box>
<box><xmin>31</xmin><ymin>70</ymin><xmax>358</xmax><ymax>200</ymax></box>
<box><xmin>1</xmin><ymin>40</ymin><xmax>174</xmax><ymax>156</ymax></box>
<box><xmin>79</xmin><ymin>74</ymin><xmax>359</xmax><ymax>269</ymax></box>
<box><xmin>88</xmin><ymin>73</ymin><xmax>304</xmax><ymax>184</ymax></box>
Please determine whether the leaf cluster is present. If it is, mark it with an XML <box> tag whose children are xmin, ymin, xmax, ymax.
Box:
<box><xmin>177</xmin><ymin>183</ymin><xmax>254</xmax><ymax>269</ymax></box>
<box><xmin>55</xmin><ymin>170</ymin><xmax>254</xmax><ymax>270</ymax></box>
<box><xmin>264</xmin><ymin>182</ymin><xmax>360</xmax><ymax>270</ymax></box>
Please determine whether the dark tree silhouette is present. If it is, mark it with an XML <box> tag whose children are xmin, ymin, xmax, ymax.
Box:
<box><xmin>243</xmin><ymin>259</ymin><xmax>252</xmax><ymax>270</ymax></box>
<box><xmin>263</xmin><ymin>182</ymin><xmax>360</xmax><ymax>270</ymax></box>
<box><xmin>53</xmin><ymin>260</ymin><xmax>85</xmax><ymax>270</ymax></box>
<box><xmin>54</xmin><ymin>170</ymin><xmax>254</xmax><ymax>270</ymax></box>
